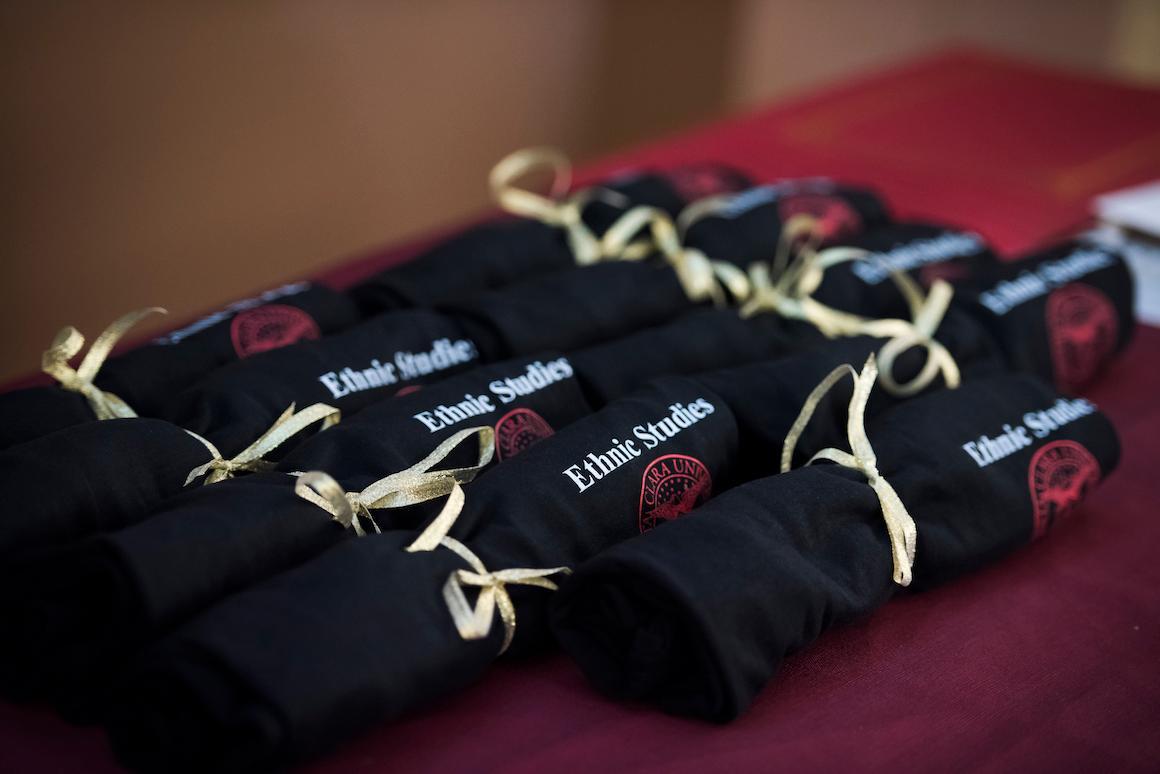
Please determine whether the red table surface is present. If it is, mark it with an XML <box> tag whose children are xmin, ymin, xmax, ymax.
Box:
<box><xmin>3</xmin><ymin>49</ymin><xmax>1159</xmax><ymax>773</ymax></box>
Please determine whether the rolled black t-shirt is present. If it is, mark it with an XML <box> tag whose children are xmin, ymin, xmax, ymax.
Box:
<box><xmin>808</xmin><ymin>223</ymin><xmax>998</xmax><ymax>320</ymax></box>
<box><xmin>0</xmin><ymin>419</ymin><xmax>213</xmax><ymax>562</ymax></box>
<box><xmin>683</xmin><ymin>180</ymin><xmax>891</xmax><ymax>261</ymax></box>
<box><xmin>0</xmin><ymin>283</ymin><xmax>360</xmax><ymax>450</ymax></box>
<box><xmin>162</xmin><ymin>260</ymin><xmax>701</xmax><ymax>456</ymax></box>
<box><xmin>549</xmin><ymin>375</ymin><xmax>1120</xmax><ymax>722</ymax></box>
<box><xmin>349</xmin><ymin>164</ymin><xmax>750</xmax><ymax>314</ymax></box>
<box><xmin>957</xmin><ymin>239</ymin><xmax>1135</xmax><ymax>393</ymax></box>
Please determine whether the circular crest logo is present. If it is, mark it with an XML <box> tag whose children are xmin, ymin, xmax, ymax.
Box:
<box><xmin>638</xmin><ymin>453</ymin><xmax>712</xmax><ymax>533</ymax></box>
<box><xmin>664</xmin><ymin>163</ymin><xmax>747</xmax><ymax>203</ymax></box>
<box><xmin>1045</xmin><ymin>283</ymin><xmax>1117</xmax><ymax>393</ymax></box>
<box><xmin>230</xmin><ymin>304</ymin><xmax>320</xmax><ymax>358</ymax></box>
<box><xmin>777</xmin><ymin>193</ymin><xmax>863</xmax><ymax>244</ymax></box>
<box><xmin>494</xmin><ymin>407</ymin><xmax>555</xmax><ymax>461</ymax></box>
<box><xmin>1028</xmin><ymin>440</ymin><xmax>1100</xmax><ymax>540</ymax></box>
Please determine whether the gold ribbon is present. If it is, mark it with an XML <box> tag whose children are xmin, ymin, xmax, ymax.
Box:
<box><xmin>740</xmin><ymin>214</ymin><xmax>959</xmax><ymax>396</ymax></box>
<box><xmin>41</xmin><ymin>306</ymin><xmax>167</xmax><ymax>419</ymax></box>
<box><xmin>406</xmin><ymin>483</ymin><xmax>569</xmax><ymax>654</ymax></box>
<box><xmin>489</xmin><ymin>146</ymin><xmax>645</xmax><ymax>265</ymax></box>
<box><xmin>184</xmin><ymin>402</ymin><xmax>341</xmax><ymax>485</ymax></box>
<box><xmin>781</xmin><ymin>355</ymin><xmax>917</xmax><ymax>586</ymax></box>
<box><xmin>605</xmin><ymin>205</ymin><xmax>751</xmax><ymax>306</ymax></box>
<box><xmin>293</xmin><ymin>425</ymin><xmax>496</xmax><ymax>537</ymax></box>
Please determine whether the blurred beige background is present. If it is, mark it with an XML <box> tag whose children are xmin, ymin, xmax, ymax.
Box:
<box><xmin>2</xmin><ymin>0</ymin><xmax>1158</xmax><ymax>381</ymax></box>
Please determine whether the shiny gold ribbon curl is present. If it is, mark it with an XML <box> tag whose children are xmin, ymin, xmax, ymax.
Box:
<box><xmin>184</xmin><ymin>402</ymin><xmax>341</xmax><ymax>486</ymax></box>
<box><xmin>781</xmin><ymin>354</ymin><xmax>917</xmax><ymax>586</ymax></box>
<box><xmin>490</xmin><ymin>146</ymin><xmax>651</xmax><ymax>265</ymax></box>
<box><xmin>41</xmin><ymin>306</ymin><xmax>168</xmax><ymax>420</ymax></box>
<box><xmin>293</xmin><ymin>425</ymin><xmax>496</xmax><ymax>537</ymax></box>
<box><xmin>406</xmin><ymin>483</ymin><xmax>570</xmax><ymax>654</ymax></box>
<box><xmin>740</xmin><ymin>214</ymin><xmax>960</xmax><ymax>396</ymax></box>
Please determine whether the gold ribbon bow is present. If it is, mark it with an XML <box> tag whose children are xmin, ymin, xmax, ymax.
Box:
<box><xmin>490</xmin><ymin>146</ymin><xmax>640</xmax><ymax>265</ymax></box>
<box><xmin>41</xmin><ymin>306</ymin><xmax>167</xmax><ymax>419</ymax></box>
<box><xmin>740</xmin><ymin>215</ymin><xmax>959</xmax><ymax>396</ymax></box>
<box><xmin>293</xmin><ymin>425</ymin><xmax>496</xmax><ymax>537</ymax></box>
<box><xmin>781</xmin><ymin>355</ymin><xmax>917</xmax><ymax>586</ymax></box>
<box><xmin>406</xmin><ymin>483</ymin><xmax>570</xmax><ymax>654</ymax></box>
<box><xmin>184</xmin><ymin>402</ymin><xmax>341</xmax><ymax>485</ymax></box>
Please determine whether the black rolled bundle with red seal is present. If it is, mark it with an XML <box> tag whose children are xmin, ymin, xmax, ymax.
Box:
<box><xmin>682</xmin><ymin>180</ymin><xmax>892</xmax><ymax>260</ymax></box>
<box><xmin>0</xmin><ymin>283</ymin><xmax>359</xmax><ymax>450</ymax></box>
<box><xmin>687</xmin><ymin>185</ymin><xmax>998</xmax><ymax>322</ymax></box>
<box><xmin>101</xmin><ymin>323</ymin><xmax>994</xmax><ymax>772</ymax></box>
<box><xmin>350</xmin><ymin>156</ymin><xmax>751</xmax><ymax>314</ymax></box>
<box><xmin>958</xmin><ymin>239</ymin><xmax>1134</xmax><ymax>394</ymax></box>
<box><xmin>163</xmin><ymin>259</ymin><xmax>706</xmax><ymax>456</ymax></box>
<box><xmin>809</xmin><ymin>223</ymin><xmax>998</xmax><ymax>319</ymax></box>
<box><xmin>549</xmin><ymin>370</ymin><xmax>1120</xmax><ymax>722</ymax></box>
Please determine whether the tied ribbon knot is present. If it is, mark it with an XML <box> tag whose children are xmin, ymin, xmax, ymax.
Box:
<box><xmin>184</xmin><ymin>402</ymin><xmax>341</xmax><ymax>486</ymax></box>
<box><xmin>605</xmin><ymin>205</ymin><xmax>751</xmax><ymax>306</ymax></box>
<box><xmin>781</xmin><ymin>355</ymin><xmax>917</xmax><ymax>586</ymax></box>
<box><xmin>293</xmin><ymin>425</ymin><xmax>496</xmax><ymax>537</ymax></box>
<box><xmin>490</xmin><ymin>146</ymin><xmax>645</xmax><ymax>265</ymax></box>
<box><xmin>406</xmin><ymin>484</ymin><xmax>569</xmax><ymax>654</ymax></box>
<box><xmin>41</xmin><ymin>306</ymin><xmax>167</xmax><ymax>420</ymax></box>
<box><xmin>740</xmin><ymin>214</ymin><xmax>960</xmax><ymax>396</ymax></box>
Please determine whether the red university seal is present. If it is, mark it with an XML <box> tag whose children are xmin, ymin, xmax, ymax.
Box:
<box><xmin>1028</xmin><ymin>440</ymin><xmax>1101</xmax><ymax>540</ymax></box>
<box><xmin>230</xmin><ymin>304</ymin><xmax>320</xmax><ymax>358</ymax></box>
<box><xmin>777</xmin><ymin>193</ymin><xmax>862</xmax><ymax>244</ymax></box>
<box><xmin>664</xmin><ymin>163</ymin><xmax>745</xmax><ymax>202</ymax></box>
<box><xmin>494</xmin><ymin>408</ymin><xmax>555</xmax><ymax>461</ymax></box>
<box><xmin>638</xmin><ymin>454</ymin><xmax>712</xmax><ymax>533</ymax></box>
<box><xmin>1045</xmin><ymin>283</ymin><xmax>1118</xmax><ymax>393</ymax></box>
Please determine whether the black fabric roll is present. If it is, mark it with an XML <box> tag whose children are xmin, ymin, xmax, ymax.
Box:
<box><xmin>164</xmin><ymin>261</ymin><xmax>701</xmax><ymax>456</ymax></box>
<box><xmin>809</xmin><ymin>222</ymin><xmax>998</xmax><ymax>320</ymax></box>
<box><xmin>0</xmin><ymin>283</ymin><xmax>359</xmax><ymax>450</ymax></box>
<box><xmin>549</xmin><ymin>375</ymin><xmax>1120</xmax><ymax>722</ymax></box>
<box><xmin>684</xmin><ymin>180</ymin><xmax>891</xmax><ymax>261</ymax></box>
<box><xmin>161</xmin><ymin>309</ymin><xmax>479</xmax><ymax>456</ymax></box>
<box><xmin>958</xmin><ymin>239</ymin><xmax>1135</xmax><ymax>393</ymax></box>
<box><xmin>349</xmin><ymin>164</ymin><xmax>750</xmax><ymax>314</ymax></box>
<box><xmin>568</xmin><ymin>308</ymin><xmax>817</xmax><ymax>405</ymax></box>
<box><xmin>102</xmin><ymin>328</ymin><xmax>988</xmax><ymax>771</ymax></box>
<box><xmin>0</xmin><ymin>419</ymin><xmax>213</xmax><ymax>561</ymax></box>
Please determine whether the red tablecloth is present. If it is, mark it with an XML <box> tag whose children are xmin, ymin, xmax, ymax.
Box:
<box><xmin>3</xmin><ymin>49</ymin><xmax>1159</xmax><ymax>773</ymax></box>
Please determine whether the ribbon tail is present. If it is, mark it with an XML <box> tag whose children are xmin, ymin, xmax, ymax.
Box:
<box><xmin>871</xmin><ymin>477</ymin><xmax>917</xmax><ymax>586</ymax></box>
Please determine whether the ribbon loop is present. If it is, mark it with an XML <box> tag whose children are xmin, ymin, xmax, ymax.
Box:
<box><xmin>781</xmin><ymin>355</ymin><xmax>917</xmax><ymax>586</ymax></box>
<box><xmin>622</xmin><ymin>206</ymin><xmax>751</xmax><ymax>306</ymax></box>
<box><xmin>406</xmin><ymin>483</ymin><xmax>569</xmax><ymax>654</ymax></box>
<box><xmin>490</xmin><ymin>147</ymin><xmax>640</xmax><ymax>265</ymax></box>
<box><xmin>185</xmin><ymin>402</ymin><xmax>341</xmax><ymax>486</ymax></box>
<box><xmin>41</xmin><ymin>306</ymin><xmax>167</xmax><ymax>420</ymax></box>
<box><xmin>294</xmin><ymin>470</ymin><xmax>380</xmax><ymax>536</ymax></box>
<box><xmin>294</xmin><ymin>425</ymin><xmax>497</xmax><ymax>535</ymax></box>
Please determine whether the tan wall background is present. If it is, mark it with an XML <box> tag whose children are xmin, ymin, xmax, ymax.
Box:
<box><xmin>2</xmin><ymin>0</ymin><xmax>1157</xmax><ymax>381</ymax></box>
